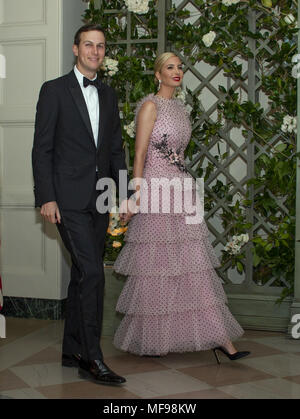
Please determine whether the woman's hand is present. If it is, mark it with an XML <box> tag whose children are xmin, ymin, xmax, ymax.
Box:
<box><xmin>119</xmin><ymin>199</ymin><xmax>135</xmax><ymax>224</ymax></box>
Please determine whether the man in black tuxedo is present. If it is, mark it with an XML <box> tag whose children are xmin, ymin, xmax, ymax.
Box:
<box><xmin>32</xmin><ymin>24</ymin><xmax>133</xmax><ymax>386</ymax></box>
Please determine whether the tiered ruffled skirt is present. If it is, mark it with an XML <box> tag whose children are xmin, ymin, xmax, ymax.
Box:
<box><xmin>113</xmin><ymin>180</ymin><xmax>244</xmax><ymax>356</ymax></box>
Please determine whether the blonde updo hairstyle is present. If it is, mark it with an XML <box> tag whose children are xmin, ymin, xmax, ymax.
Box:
<box><xmin>154</xmin><ymin>52</ymin><xmax>178</xmax><ymax>85</ymax></box>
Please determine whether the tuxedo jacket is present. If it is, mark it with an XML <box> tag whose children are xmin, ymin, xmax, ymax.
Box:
<box><xmin>32</xmin><ymin>69</ymin><xmax>131</xmax><ymax>210</ymax></box>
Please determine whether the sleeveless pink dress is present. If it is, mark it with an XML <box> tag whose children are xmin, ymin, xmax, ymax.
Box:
<box><xmin>113</xmin><ymin>94</ymin><xmax>244</xmax><ymax>356</ymax></box>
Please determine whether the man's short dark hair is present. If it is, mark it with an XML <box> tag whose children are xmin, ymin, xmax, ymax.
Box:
<box><xmin>74</xmin><ymin>24</ymin><xmax>106</xmax><ymax>46</ymax></box>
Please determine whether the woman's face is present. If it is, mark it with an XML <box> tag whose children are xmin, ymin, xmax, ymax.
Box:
<box><xmin>156</xmin><ymin>56</ymin><xmax>184</xmax><ymax>89</ymax></box>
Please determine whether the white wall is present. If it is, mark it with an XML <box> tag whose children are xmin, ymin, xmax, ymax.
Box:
<box><xmin>0</xmin><ymin>0</ymin><xmax>86</xmax><ymax>300</ymax></box>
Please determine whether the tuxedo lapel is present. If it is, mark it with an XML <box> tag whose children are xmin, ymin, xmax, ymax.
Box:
<box><xmin>97</xmin><ymin>83</ymin><xmax>107</xmax><ymax>151</ymax></box>
<box><xmin>67</xmin><ymin>71</ymin><xmax>95</xmax><ymax>146</ymax></box>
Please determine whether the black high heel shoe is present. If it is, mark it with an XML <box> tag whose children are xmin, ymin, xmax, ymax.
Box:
<box><xmin>213</xmin><ymin>347</ymin><xmax>250</xmax><ymax>364</ymax></box>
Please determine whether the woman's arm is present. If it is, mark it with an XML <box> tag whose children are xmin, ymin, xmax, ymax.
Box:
<box><xmin>120</xmin><ymin>100</ymin><xmax>157</xmax><ymax>222</ymax></box>
<box><xmin>132</xmin><ymin>101</ymin><xmax>157</xmax><ymax>203</ymax></box>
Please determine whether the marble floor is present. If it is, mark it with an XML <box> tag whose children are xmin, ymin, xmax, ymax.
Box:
<box><xmin>0</xmin><ymin>317</ymin><xmax>300</xmax><ymax>399</ymax></box>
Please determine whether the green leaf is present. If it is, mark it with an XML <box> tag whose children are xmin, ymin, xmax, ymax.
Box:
<box><xmin>265</xmin><ymin>243</ymin><xmax>273</xmax><ymax>252</ymax></box>
<box><xmin>274</xmin><ymin>143</ymin><xmax>287</xmax><ymax>153</ymax></box>
<box><xmin>253</xmin><ymin>252</ymin><xmax>261</xmax><ymax>267</ymax></box>
<box><xmin>280</xmin><ymin>233</ymin><xmax>290</xmax><ymax>239</ymax></box>
<box><xmin>218</xmin><ymin>85</ymin><xmax>227</xmax><ymax>94</ymax></box>
<box><xmin>262</xmin><ymin>1</ymin><xmax>272</xmax><ymax>9</ymax></box>
<box><xmin>237</xmin><ymin>261</ymin><xmax>244</xmax><ymax>274</ymax></box>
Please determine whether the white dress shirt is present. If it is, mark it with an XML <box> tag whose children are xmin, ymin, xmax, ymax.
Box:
<box><xmin>74</xmin><ymin>65</ymin><xmax>99</xmax><ymax>147</ymax></box>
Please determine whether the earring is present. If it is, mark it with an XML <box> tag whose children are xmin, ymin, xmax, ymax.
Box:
<box><xmin>158</xmin><ymin>79</ymin><xmax>161</xmax><ymax>91</ymax></box>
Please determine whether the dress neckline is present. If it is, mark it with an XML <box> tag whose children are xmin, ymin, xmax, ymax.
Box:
<box><xmin>153</xmin><ymin>94</ymin><xmax>176</xmax><ymax>102</ymax></box>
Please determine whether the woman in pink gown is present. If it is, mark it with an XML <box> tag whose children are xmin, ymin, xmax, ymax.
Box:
<box><xmin>113</xmin><ymin>53</ymin><xmax>250</xmax><ymax>363</ymax></box>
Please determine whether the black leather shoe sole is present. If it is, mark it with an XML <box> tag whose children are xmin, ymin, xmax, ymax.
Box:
<box><xmin>78</xmin><ymin>368</ymin><xmax>126</xmax><ymax>386</ymax></box>
<box><xmin>62</xmin><ymin>359</ymin><xmax>79</xmax><ymax>368</ymax></box>
<box><xmin>62</xmin><ymin>355</ymin><xmax>81</xmax><ymax>368</ymax></box>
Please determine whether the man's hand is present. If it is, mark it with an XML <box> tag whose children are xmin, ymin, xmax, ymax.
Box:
<box><xmin>119</xmin><ymin>199</ymin><xmax>135</xmax><ymax>224</ymax></box>
<box><xmin>41</xmin><ymin>201</ymin><xmax>61</xmax><ymax>224</ymax></box>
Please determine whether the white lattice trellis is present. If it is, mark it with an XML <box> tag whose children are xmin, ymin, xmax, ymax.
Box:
<box><xmin>93</xmin><ymin>0</ymin><xmax>297</xmax><ymax>332</ymax></box>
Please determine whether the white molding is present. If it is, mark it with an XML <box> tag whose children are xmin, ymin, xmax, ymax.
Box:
<box><xmin>0</xmin><ymin>0</ymin><xmax>46</xmax><ymax>27</ymax></box>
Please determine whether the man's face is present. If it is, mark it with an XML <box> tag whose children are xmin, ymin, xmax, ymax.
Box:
<box><xmin>73</xmin><ymin>30</ymin><xmax>106</xmax><ymax>76</ymax></box>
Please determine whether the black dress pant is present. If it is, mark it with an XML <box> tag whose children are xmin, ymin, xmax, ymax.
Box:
<box><xmin>57</xmin><ymin>175</ymin><xmax>109</xmax><ymax>360</ymax></box>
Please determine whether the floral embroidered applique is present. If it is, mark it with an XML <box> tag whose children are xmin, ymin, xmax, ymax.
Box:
<box><xmin>153</xmin><ymin>134</ymin><xmax>187</xmax><ymax>173</ymax></box>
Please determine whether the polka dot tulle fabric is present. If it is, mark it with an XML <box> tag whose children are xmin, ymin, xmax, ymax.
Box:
<box><xmin>113</xmin><ymin>94</ymin><xmax>244</xmax><ymax>356</ymax></box>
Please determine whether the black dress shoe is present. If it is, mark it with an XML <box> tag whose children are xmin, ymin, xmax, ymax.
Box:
<box><xmin>62</xmin><ymin>353</ymin><xmax>82</xmax><ymax>368</ymax></box>
<box><xmin>78</xmin><ymin>359</ymin><xmax>126</xmax><ymax>386</ymax></box>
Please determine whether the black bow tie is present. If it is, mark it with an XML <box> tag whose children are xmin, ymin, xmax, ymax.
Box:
<box><xmin>83</xmin><ymin>77</ymin><xmax>99</xmax><ymax>89</ymax></box>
